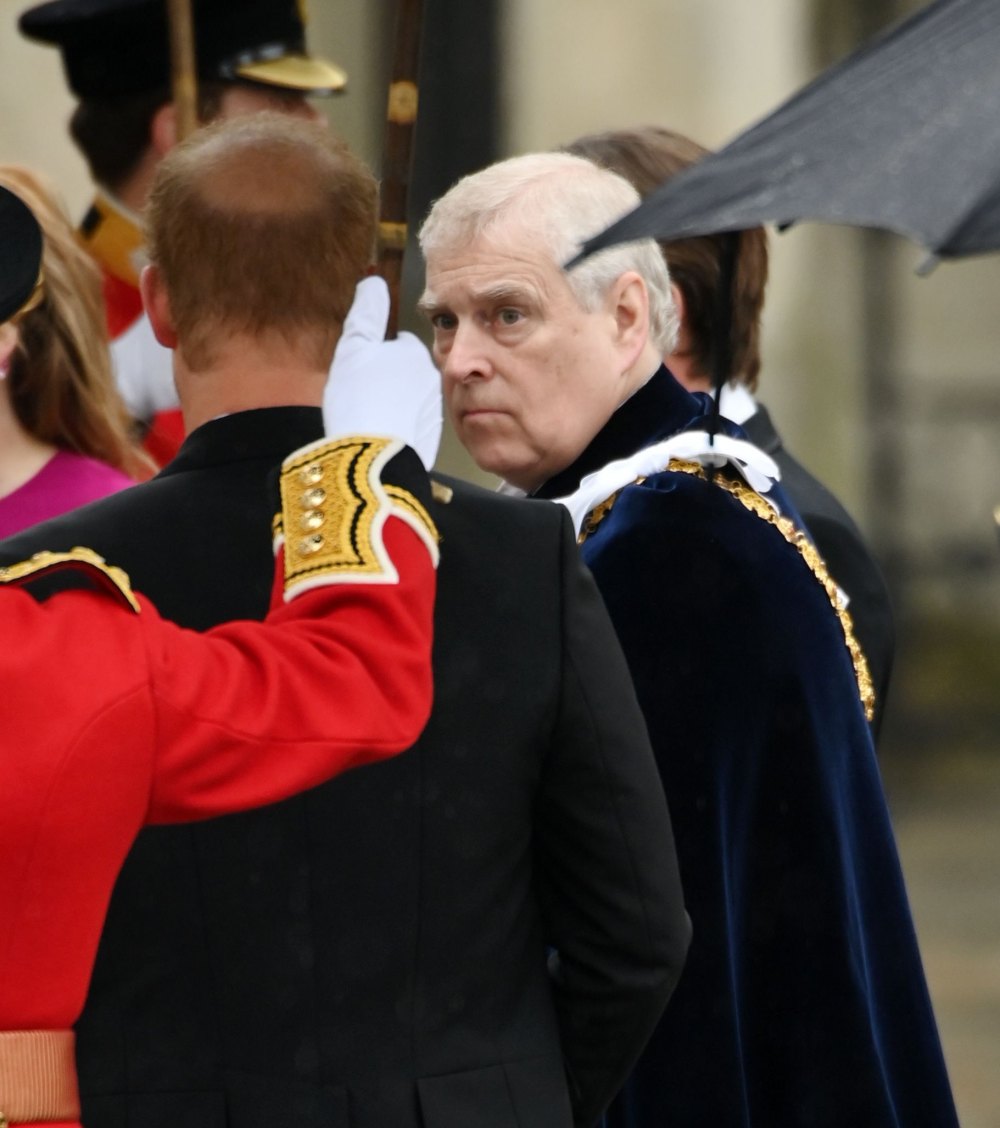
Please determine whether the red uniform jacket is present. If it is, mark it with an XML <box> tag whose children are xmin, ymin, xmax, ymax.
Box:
<box><xmin>0</xmin><ymin>437</ymin><xmax>437</xmax><ymax>1128</ymax></box>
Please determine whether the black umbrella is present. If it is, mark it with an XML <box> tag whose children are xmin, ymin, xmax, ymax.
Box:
<box><xmin>572</xmin><ymin>0</ymin><xmax>1000</xmax><ymax>267</ymax></box>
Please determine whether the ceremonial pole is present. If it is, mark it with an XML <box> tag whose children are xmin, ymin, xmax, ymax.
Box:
<box><xmin>376</xmin><ymin>0</ymin><xmax>425</xmax><ymax>339</ymax></box>
<box><xmin>166</xmin><ymin>0</ymin><xmax>198</xmax><ymax>141</ymax></box>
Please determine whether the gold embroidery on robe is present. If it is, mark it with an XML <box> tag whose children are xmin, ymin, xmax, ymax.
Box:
<box><xmin>578</xmin><ymin>459</ymin><xmax>875</xmax><ymax>721</ymax></box>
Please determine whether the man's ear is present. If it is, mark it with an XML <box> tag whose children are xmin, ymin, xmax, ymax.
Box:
<box><xmin>140</xmin><ymin>264</ymin><xmax>178</xmax><ymax>348</ymax></box>
<box><xmin>610</xmin><ymin>270</ymin><xmax>651</xmax><ymax>370</ymax></box>
<box><xmin>150</xmin><ymin>101</ymin><xmax>179</xmax><ymax>158</ymax></box>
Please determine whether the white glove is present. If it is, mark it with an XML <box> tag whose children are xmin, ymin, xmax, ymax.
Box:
<box><xmin>325</xmin><ymin>276</ymin><xmax>443</xmax><ymax>470</ymax></box>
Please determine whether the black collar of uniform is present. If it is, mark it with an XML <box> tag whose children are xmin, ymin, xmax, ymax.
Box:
<box><xmin>160</xmin><ymin>406</ymin><xmax>325</xmax><ymax>476</ymax></box>
<box><xmin>533</xmin><ymin>365</ymin><xmax>711</xmax><ymax>500</ymax></box>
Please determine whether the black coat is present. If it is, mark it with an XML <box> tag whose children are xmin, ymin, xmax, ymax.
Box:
<box><xmin>0</xmin><ymin>407</ymin><xmax>689</xmax><ymax>1128</ymax></box>
<box><xmin>742</xmin><ymin>404</ymin><xmax>895</xmax><ymax>738</ymax></box>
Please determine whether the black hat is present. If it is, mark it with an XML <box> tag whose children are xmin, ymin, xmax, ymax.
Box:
<box><xmin>0</xmin><ymin>186</ymin><xmax>43</xmax><ymax>325</ymax></box>
<box><xmin>19</xmin><ymin>0</ymin><xmax>347</xmax><ymax>99</ymax></box>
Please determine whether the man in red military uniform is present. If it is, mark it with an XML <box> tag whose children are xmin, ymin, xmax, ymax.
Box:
<box><xmin>0</xmin><ymin>433</ymin><xmax>438</xmax><ymax>1128</ymax></box>
<box><xmin>18</xmin><ymin>0</ymin><xmax>350</xmax><ymax>466</ymax></box>
<box><xmin>0</xmin><ymin>178</ymin><xmax>438</xmax><ymax>1128</ymax></box>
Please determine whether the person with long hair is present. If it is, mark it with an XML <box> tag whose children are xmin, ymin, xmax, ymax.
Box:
<box><xmin>0</xmin><ymin>166</ymin><xmax>150</xmax><ymax>538</ymax></box>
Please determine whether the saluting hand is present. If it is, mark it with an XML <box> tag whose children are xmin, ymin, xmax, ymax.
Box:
<box><xmin>326</xmin><ymin>276</ymin><xmax>443</xmax><ymax>470</ymax></box>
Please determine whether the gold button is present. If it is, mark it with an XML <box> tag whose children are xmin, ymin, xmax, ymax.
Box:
<box><xmin>300</xmin><ymin>510</ymin><xmax>325</xmax><ymax>532</ymax></box>
<box><xmin>298</xmin><ymin>534</ymin><xmax>325</xmax><ymax>556</ymax></box>
<box><xmin>302</xmin><ymin>487</ymin><xmax>326</xmax><ymax>508</ymax></box>
<box><xmin>299</xmin><ymin>464</ymin><xmax>323</xmax><ymax>485</ymax></box>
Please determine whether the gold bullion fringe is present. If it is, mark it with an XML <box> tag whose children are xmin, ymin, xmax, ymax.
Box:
<box><xmin>579</xmin><ymin>459</ymin><xmax>875</xmax><ymax>721</ymax></box>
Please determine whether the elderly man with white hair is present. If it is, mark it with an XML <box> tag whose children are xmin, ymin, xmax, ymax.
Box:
<box><xmin>417</xmin><ymin>152</ymin><xmax>958</xmax><ymax>1128</ymax></box>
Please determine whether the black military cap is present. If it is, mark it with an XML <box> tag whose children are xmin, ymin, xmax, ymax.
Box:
<box><xmin>19</xmin><ymin>0</ymin><xmax>346</xmax><ymax>99</ymax></box>
<box><xmin>0</xmin><ymin>186</ymin><xmax>43</xmax><ymax>325</ymax></box>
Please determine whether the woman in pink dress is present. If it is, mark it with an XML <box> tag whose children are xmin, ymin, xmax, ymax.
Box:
<box><xmin>0</xmin><ymin>167</ymin><xmax>151</xmax><ymax>539</ymax></box>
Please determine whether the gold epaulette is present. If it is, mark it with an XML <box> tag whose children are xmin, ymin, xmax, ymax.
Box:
<box><xmin>275</xmin><ymin>436</ymin><xmax>439</xmax><ymax>600</ymax></box>
<box><xmin>431</xmin><ymin>480</ymin><xmax>453</xmax><ymax>505</ymax></box>
<box><xmin>0</xmin><ymin>547</ymin><xmax>140</xmax><ymax>613</ymax></box>
<box><xmin>580</xmin><ymin>459</ymin><xmax>875</xmax><ymax>722</ymax></box>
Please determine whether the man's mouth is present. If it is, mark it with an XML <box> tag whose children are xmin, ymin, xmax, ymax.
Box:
<box><xmin>460</xmin><ymin>407</ymin><xmax>505</xmax><ymax>419</ymax></box>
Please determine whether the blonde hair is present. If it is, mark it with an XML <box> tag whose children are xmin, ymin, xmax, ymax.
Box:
<box><xmin>0</xmin><ymin>165</ymin><xmax>149</xmax><ymax>476</ymax></box>
<box><xmin>419</xmin><ymin>152</ymin><xmax>679</xmax><ymax>355</ymax></box>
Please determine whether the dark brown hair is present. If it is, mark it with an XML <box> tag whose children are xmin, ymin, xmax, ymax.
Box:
<box><xmin>564</xmin><ymin>126</ymin><xmax>769</xmax><ymax>391</ymax></box>
<box><xmin>70</xmin><ymin>84</ymin><xmax>227</xmax><ymax>194</ymax></box>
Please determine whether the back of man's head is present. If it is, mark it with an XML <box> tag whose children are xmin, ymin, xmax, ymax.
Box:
<box><xmin>146</xmin><ymin>113</ymin><xmax>376</xmax><ymax>371</ymax></box>
<box><xmin>419</xmin><ymin>151</ymin><xmax>678</xmax><ymax>356</ymax></box>
<box><xmin>564</xmin><ymin>126</ymin><xmax>769</xmax><ymax>390</ymax></box>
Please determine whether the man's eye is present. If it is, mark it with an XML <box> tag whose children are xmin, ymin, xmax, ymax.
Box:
<box><xmin>497</xmin><ymin>308</ymin><xmax>522</xmax><ymax>326</ymax></box>
<box><xmin>430</xmin><ymin>313</ymin><xmax>456</xmax><ymax>331</ymax></box>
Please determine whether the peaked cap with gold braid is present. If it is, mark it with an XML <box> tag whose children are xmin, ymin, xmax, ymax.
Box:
<box><xmin>19</xmin><ymin>0</ymin><xmax>346</xmax><ymax>99</ymax></box>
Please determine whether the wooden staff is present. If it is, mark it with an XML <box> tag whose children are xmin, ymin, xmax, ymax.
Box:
<box><xmin>167</xmin><ymin>0</ymin><xmax>199</xmax><ymax>141</ymax></box>
<box><xmin>377</xmin><ymin>0</ymin><xmax>426</xmax><ymax>338</ymax></box>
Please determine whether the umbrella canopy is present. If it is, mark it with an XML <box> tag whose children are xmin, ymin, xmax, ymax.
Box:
<box><xmin>573</xmin><ymin>0</ymin><xmax>1000</xmax><ymax>265</ymax></box>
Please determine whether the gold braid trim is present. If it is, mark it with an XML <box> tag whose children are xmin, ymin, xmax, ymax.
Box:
<box><xmin>430</xmin><ymin>480</ymin><xmax>454</xmax><ymax>505</ymax></box>
<box><xmin>280</xmin><ymin>437</ymin><xmax>388</xmax><ymax>590</ymax></box>
<box><xmin>0</xmin><ymin>547</ymin><xmax>140</xmax><ymax>613</ymax></box>
<box><xmin>0</xmin><ymin>1029</ymin><xmax>80</xmax><ymax>1125</ymax></box>
<box><xmin>278</xmin><ymin>436</ymin><xmax>440</xmax><ymax>594</ymax></box>
<box><xmin>385</xmin><ymin>484</ymin><xmax>440</xmax><ymax>549</ymax></box>
<box><xmin>579</xmin><ymin>458</ymin><xmax>875</xmax><ymax>721</ymax></box>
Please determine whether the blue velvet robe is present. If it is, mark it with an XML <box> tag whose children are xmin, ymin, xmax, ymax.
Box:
<box><xmin>536</xmin><ymin>367</ymin><xmax>957</xmax><ymax>1128</ymax></box>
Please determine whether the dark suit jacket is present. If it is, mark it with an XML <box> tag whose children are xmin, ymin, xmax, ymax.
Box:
<box><xmin>742</xmin><ymin>404</ymin><xmax>895</xmax><ymax>739</ymax></box>
<box><xmin>0</xmin><ymin>407</ymin><xmax>689</xmax><ymax>1128</ymax></box>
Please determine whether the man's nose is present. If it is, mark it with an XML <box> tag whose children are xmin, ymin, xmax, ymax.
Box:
<box><xmin>441</xmin><ymin>323</ymin><xmax>492</xmax><ymax>384</ymax></box>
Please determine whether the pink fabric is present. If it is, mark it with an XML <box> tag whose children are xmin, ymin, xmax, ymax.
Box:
<box><xmin>0</xmin><ymin>449</ymin><xmax>134</xmax><ymax>538</ymax></box>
